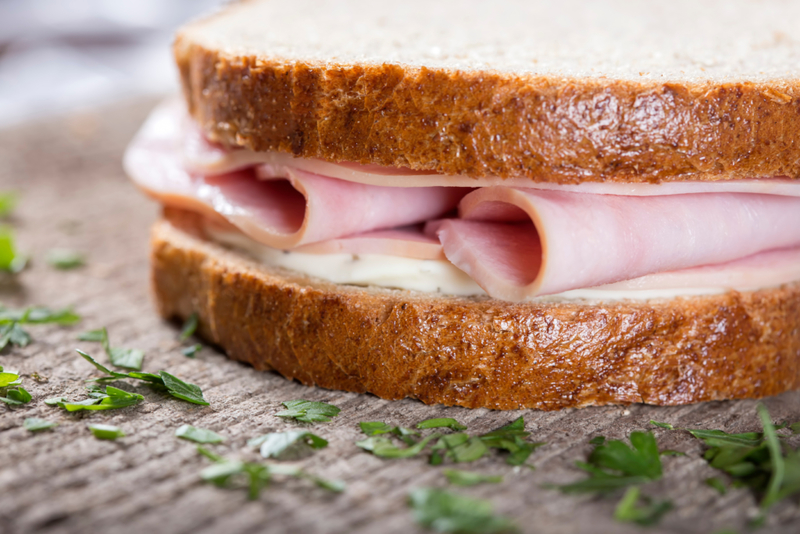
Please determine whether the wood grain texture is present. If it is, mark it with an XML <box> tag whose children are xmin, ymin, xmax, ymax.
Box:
<box><xmin>0</xmin><ymin>99</ymin><xmax>799</xmax><ymax>534</ymax></box>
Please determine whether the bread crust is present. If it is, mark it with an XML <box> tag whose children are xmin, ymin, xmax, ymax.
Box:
<box><xmin>151</xmin><ymin>209</ymin><xmax>800</xmax><ymax>410</ymax></box>
<box><xmin>174</xmin><ymin>39</ymin><xmax>800</xmax><ymax>184</ymax></box>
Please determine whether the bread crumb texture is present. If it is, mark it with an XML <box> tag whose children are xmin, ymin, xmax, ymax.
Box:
<box><xmin>152</xmin><ymin>211</ymin><xmax>800</xmax><ymax>410</ymax></box>
<box><xmin>174</xmin><ymin>0</ymin><xmax>800</xmax><ymax>183</ymax></box>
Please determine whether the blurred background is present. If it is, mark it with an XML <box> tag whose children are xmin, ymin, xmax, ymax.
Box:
<box><xmin>0</xmin><ymin>0</ymin><xmax>226</xmax><ymax>128</ymax></box>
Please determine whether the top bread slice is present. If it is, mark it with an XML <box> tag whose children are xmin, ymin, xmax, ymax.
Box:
<box><xmin>175</xmin><ymin>0</ymin><xmax>800</xmax><ymax>183</ymax></box>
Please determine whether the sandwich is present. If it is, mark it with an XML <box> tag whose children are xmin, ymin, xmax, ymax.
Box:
<box><xmin>123</xmin><ymin>0</ymin><xmax>800</xmax><ymax>410</ymax></box>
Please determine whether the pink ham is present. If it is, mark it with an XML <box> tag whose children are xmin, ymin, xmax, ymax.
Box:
<box><xmin>429</xmin><ymin>188</ymin><xmax>800</xmax><ymax>301</ymax></box>
<box><xmin>125</xmin><ymin>102</ymin><xmax>468</xmax><ymax>250</ymax></box>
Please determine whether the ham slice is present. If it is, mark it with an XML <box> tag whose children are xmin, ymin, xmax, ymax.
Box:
<box><xmin>430</xmin><ymin>188</ymin><xmax>800</xmax><ymax>301</ymax></box>
<box><xmin>125</xmin><ymin>101</ymin><xmax>468</xmax><ymax>250</ymax></box>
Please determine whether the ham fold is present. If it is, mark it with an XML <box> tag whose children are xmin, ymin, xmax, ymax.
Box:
<box><xmin>430</xmin><ymin>188</ymin><xmax>800</xmax><ymax>301</ymax></box>
<box><xmin>125</xmin><ymin>101</ymin><xmax>467</xmax><ymax>250</ymax></box>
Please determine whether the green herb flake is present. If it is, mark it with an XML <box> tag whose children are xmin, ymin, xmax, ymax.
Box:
<box><xmin>613</xmin><ymin>486</ymin><xmax>672</xmax><ymax>527</ymax></box>
<box><xmin>408</xmin><ymin>488</ymin><xmax>517</xmax><ymax>534</ymax></box>
<box><xmin>357</xmin><ymin>433</ymin><xmax>441</xmax><ymax>459</ymax></box>
<box><xmin>417</xmin><ymin>418</ymin><xmax>468</xmax><ymax>431</ymax></box>
<box><xmin>88</xmin><ymin>423</ymin><xmax>126</xmax><ymax>440</ymax></box>
<box><xmin>44</xmin><ymin>396</ymin><xmax>67</xmax><ymax>406</ymax></box>
<box><xmin>0</xmin><ymin>225</ymin><xmax>26</xmax><ymax>274</ymax></box>
<box><xmin>249</xmin><ymin>430</ymin><xmax>328</xmax><ymax>459</ymax></box>
<box><xmin>197</xmin><ymin>446</ymin><xmax>344</xmax><ymax>500</ymax></box>
<box><xmin>0</xmin><ymin>367</ymin><xmax>21</xmax><ymax>387</ymax></box>
<box><xmin>77</xmin><ymin>329</ymin><xmax>106</xmax><ymax>342</ymax></box>
<box><xmin>46</xmin><ymin>249</ymin><xmax>85</xmax><ymax>270</ymax></box>
<box><xmin>56</xmin><ymin>385</ymin><xmax>143</xmax><ymax>412</ymax></box>
<box><xmin>706</xmin><ymin>477</ymin><xmax>728</xmax><ymax>495</ymax></box>
<box><xmin>176</xmin><ymin>424</ymin><xmax>225</xmax><ymax>444</ymax></box>
<box><xmin>551</xmin><ymin>431</ymin><xmax>662</xmax><ymax>495</ymax></box>
<box><xmin>444</xmin><ymin>469</ymin><xmax>503</xmax><ymax>486</ymax></box>
<box><xmin>479</xmin><ymin>417</ymin><xmax>544</xmax><ymax>466</ymax></box>
<box><xmin>182</xmin><ymin>344</ymin><xmax>202</xmax><ymax>358</ymax></box>
<box><xmin>0</xmin><ymin>192</ymin><xmax>18</xmax><ymax>218</ymax></box>
<box><xmin>180</xmin><ymin>312</ymin><xmax>199</xmax><ymax>341</ymax></box>
<box><xmin>0</xmin><ymin>386</ymin><xmax>32</xmax><ymax>405</ymax></box>
<box><xmin>75</xmin><ymin>349</ymin><xmax>209</xmax><ymax>406</ymax></box>
<box><xmin>359</xmin><ymin>421</ymin><xmax>395</xmax><ymax>436</ymax></box>
<box><xmin>589</xmin><ymin>436</ymin><xmax>606</xmax><ymax>446</ymax></box>
<box><xmin>276</xmin><ymin>400</ymin><xmax>340</xmax><ymax>423</ymax></box>
<box><xmin>159</xmin><ymin>371</ymin><xmax>209</xmax><ymax>405</ymax></box>
<box><xmin>433</xmin><ymin>433</ymin><xmax>489</xmax><ymax>463</ymax></box>
<box><xmin>0</xmin><ymin>322</ymin><xmax>31</xmax><ymax>351</ymax></box>
<box><xmin>0</xmin><ymin>306</ymin><xmax>80</xmax><ymax>325</ymax></box>
<box><xmin>650</xmin><ymin>421</ymin><xmax>675</xmax><ymax>430</ymax></box>
<box><xmin>24</xmin><ymin>417</ymin><xmax>57</xmax><ymax>432</ymax></box>
<box><xmin>789</xmin><ymin>422</ymin><xmax>800</xmax><ymax>435</ymax></box>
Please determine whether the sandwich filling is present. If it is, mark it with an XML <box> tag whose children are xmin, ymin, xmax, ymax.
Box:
<box><xmin>125</xmin><ymin>100</ymin><xmax>800</xmax><ymax>302</ymax></box>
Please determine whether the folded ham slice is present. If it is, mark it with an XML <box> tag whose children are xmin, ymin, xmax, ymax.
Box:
<box><xmin>430</xmin><ymin>188</ymin><xmax>800</xmax><ymax>301</ymax></box>
<box><xmin>125</xmin><ymin>101</ymin><xmax>467</xmax><ymax>250</ymax></box>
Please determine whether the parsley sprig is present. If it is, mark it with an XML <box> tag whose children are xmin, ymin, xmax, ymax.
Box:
<box><xmin>76</xmin><ymin>349</ymin><xmax>209</xmax><ymax>405</ymax></box>
<box><xmin>55</xmin><ymin>385</ymin><xmax>143</xmax><ymax>412</ymax></box>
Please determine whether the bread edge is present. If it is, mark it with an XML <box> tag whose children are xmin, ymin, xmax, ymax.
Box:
<box><xmin>150</xmin><ymin>210</ymin><xmax>800</xmax><ymax>410</ymax></box>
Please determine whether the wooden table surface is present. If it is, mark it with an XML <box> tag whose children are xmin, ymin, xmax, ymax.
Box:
<box><xmin>0</xmin><ymin>99</ymin><xmax>798</xmax><ymax>534</ymax></box>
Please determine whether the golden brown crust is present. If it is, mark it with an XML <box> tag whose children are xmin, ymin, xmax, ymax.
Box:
<box><xmin>152</xmin><ymin>209</ymin><xmax>800</xmax><ymax>410</ymax></box>
<box><xmin>174</xmin><ymin>39</ymin><xmax>800</xmax><ymax>184</ymax></box>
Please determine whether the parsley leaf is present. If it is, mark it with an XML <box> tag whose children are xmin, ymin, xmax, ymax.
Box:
<box><xmin>176</xmin><ymin>424</ymin><xmax>225</xmax><ymax>444</ymax></box>
<box><xmin>0</xmin><ymin>386</ymin><xmax>32</xmax><ymax>405</ymax></box>
<box><xmin>790</xmin><ymin>422</ymin><xmax>800</xmax><ymax>435</ymax></box>
<box><xmin>0</xmin><ymin>305</ymin><xmax>80</xmax><ymax>325</ymax></box>
<box><xmin>88</xmin><ymin>423</ymin><xmax>126</xmax><ymax>440</ymax></box>
<box><xmin>180</xmin><ymin>312</ymin><xmax>199</xmax><ymax>341</ymax></box>
<box><xmin>359</xmin><ymin>421</ymin><xmax>419</xmax><ymax>444</ymax></box>
<box><xmin>44</xmin><ymin>396</ymin><xmax>67</xmax><ymax>406</ymax></box>
<box><xmin>650</xmin><ymin>421</ymin><xmax>675</xmax><ymax>430</ymax></box>
<box><xmin>444</xmin><ymin>469</ymin><xmax>503</xmax><ymax>486</ymax></box>
<box><xmin>24</xmin><ymin>417</ymin><xmax>57</xmax><ymax>432</ymax></box>
<box><xmin>357</xmin><ymin>433</ymin><xmax>442</xmax><ymax>459</ymax></box>
<box><xmin>182</xmin><ymin>344</ymin><xmax>202</xmax><ymax>358</ymax></box>
<box><xmin>551</xmin><ymin>431</ymin><xmax>662</xmax><ymax>494</ymax></box>
<box><xmin>417</xmin><ymin>418</ymin><xmax>467</xmax><ymax>431</ymax></box>
<box><xmin>46</xmin><ymin>249</ymin><xmax>85</xmax><ymax>270</ymax></box>
<box><xmin>479</xmin><ymin>417</ymin><xmax>544</xmax><ymax>466</ymax></box>
<box><xmin>159</xmin><ymin>371</ymin><xmax>209</xmax><ymax>405</ymax></box>
<box><xmin>248</xmin><ymin>430</ymin><xmax>328</xmax><ymax>459</ymax></box>
<box><xmin>613</xmin><ymin>487</ymin><xmax>672</xmax><ymax>526</ymax></box>
<box><xmin>79</xmin><ymin>327</ymin><xmax>144</xmax><ymax>371</ymax></box>
<box><xmin>408</xmin><ymin>488</ymin><xmax>517</xmax><ymax>534</ymax></box>
<box><xmin>432</xmin><ymin>433</ymin><xmax>489</xmax><ymax>463</ymax></box>
<box><xmin>0</xmin><ymin>192</ymin><xmax>17</xmax><ymax>218</ymax></box>
<box><xmin>197</xmin><ymin>446</ymin><xmax>345</xmax><ymax>499</ymax></box>
<box><xmin>276</xmin><ymin>400</ymin><xmax>340</xmax><ymax>423</ymax></box>
<box><xmin>75</xmin><ymin>349</ymin><xmax>209</xmax><ymax>405</ymax></box>
<box><xmin>0</xmin><ymin>225</ymin><xmax>26</xmax><ymax>273</ymax></box>
<box><xmin>56</xmin><ymin>385</ymin><xmax>143</xmax><ymax>411</ymax></box>
<box><xmin>0</xmin><ymin>367</ymin><xmax>21</xmax><ymax>387</ymax></box>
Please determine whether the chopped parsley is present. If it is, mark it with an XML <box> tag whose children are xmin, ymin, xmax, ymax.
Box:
<box><xmin>78</xmin><ymin>327</ymin><xmax>144</xmax><ymax>371</ymax></box>
<box><xmin>276</xmin><ymin>400</ymin><xmax>340</xmax><ymax>423</ymax></box>
<box><xmin>356</xmin><ymin>433</ymin><xmax>442</xmax><ymax>459</ymax></box>
<box><xmin>417</xmin><ymin>418</ymin><xmax>467</xmax><ymax>431</ymax></box>
<box><xmin>408</xmin><ymin>488</ymin><xmax>517</xmax><ymax>534</ymax></box>
<box><xmin>181</xmin><ymin>344</ymin><xmax>202</xmax><ymax>358</ymax></box>
<box><xmin>443</xmin><ymin>469</ymin><xmax>503</xmax><ymax>486</ymax></box>
<box><xmin>551</xmin><ymin>431</ymin><xmax>663</xmax><ymax>494</ymax></box>
<box><xmin>249</xmin><ymin>430</ymin><xmax>328</xmax><ymax>459</ymax></box>
<box><xmin>175</xmin><ymin>424</ymin><xmax>225</xmax><ymax>444</ymax></box>
<box><xmin>706</xmin><ymin>477</ymin><xmax>728</xmax><ymax>495</ymax></box>
<box><xmin>0</xmin><ymin>192</ymin><xmax>17</xmax><ymax>218</ymax></box>
<box><xmin>76</xmin><ymin>349</ymin><xmax>209</xmax><ymax>405</ymax></box>
<box><xmin>55</xmin><ymin>385</ymin><xmax>143</xmax><ymax>412</ymax></box>
<box><xmin>0</xmin><ymin>385</ymin><xmax>31</xmax><ymax>405</ymax></box>
<box><xmin>180</xmin><ymin>312</ymin><xmax>199</xmax><ymax>341</ymax></box>
<box><xmin>197</xmin><ymin>446</ymin><xmax>345</xmax><ymax>499</ymax></box>
<box><xmin>359</xmin><ymin>421</ymin><xmax>419</xmax><ymax>444</ymax></box>
<box><xmin>431</xmin><ymin>433</ymin><xmax>488</xmax><ymax>464</ymax></box>
<box><xmin>479</xmin><ymin>417</ymin><xmax>544</xmax><ymax>466</ymax></box>
<box><xmin>0</xmin><ymin>306</ymin><xmax>80</xmax><ymax>325</ymax></box>
<box><xmin>88</xmin><ymin>423</ymin><xmax>126</xmax><ymax>440</ymax></box>
<box><xmin>0</xmin><ymin>366</ymin><xmax>21</xmax><ymax>387</ymax></box>
<box><xmin>24</xmin><ymin>417</ymin><xmax>57</xmax><ymax>432</ymax></box>
<box><xmin>613</xmin><ymin>487</ymin><xmax>673</xmax><ymax>526</ymax></box>
<box><xmin>0</xmin><ymin>225</ymin><xmax>26</xmax><ymax>274</ymax></box>
<box><xmin>46</xmin><ymin>249</ymin><xmax>85</xmax><ymax>270</ymax></box>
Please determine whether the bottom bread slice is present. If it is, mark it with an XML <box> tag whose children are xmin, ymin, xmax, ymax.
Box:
<box><xmin>151</xmin><ymin>212</ymin><xmax>800</xmax><ymax>410</ymax></box>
